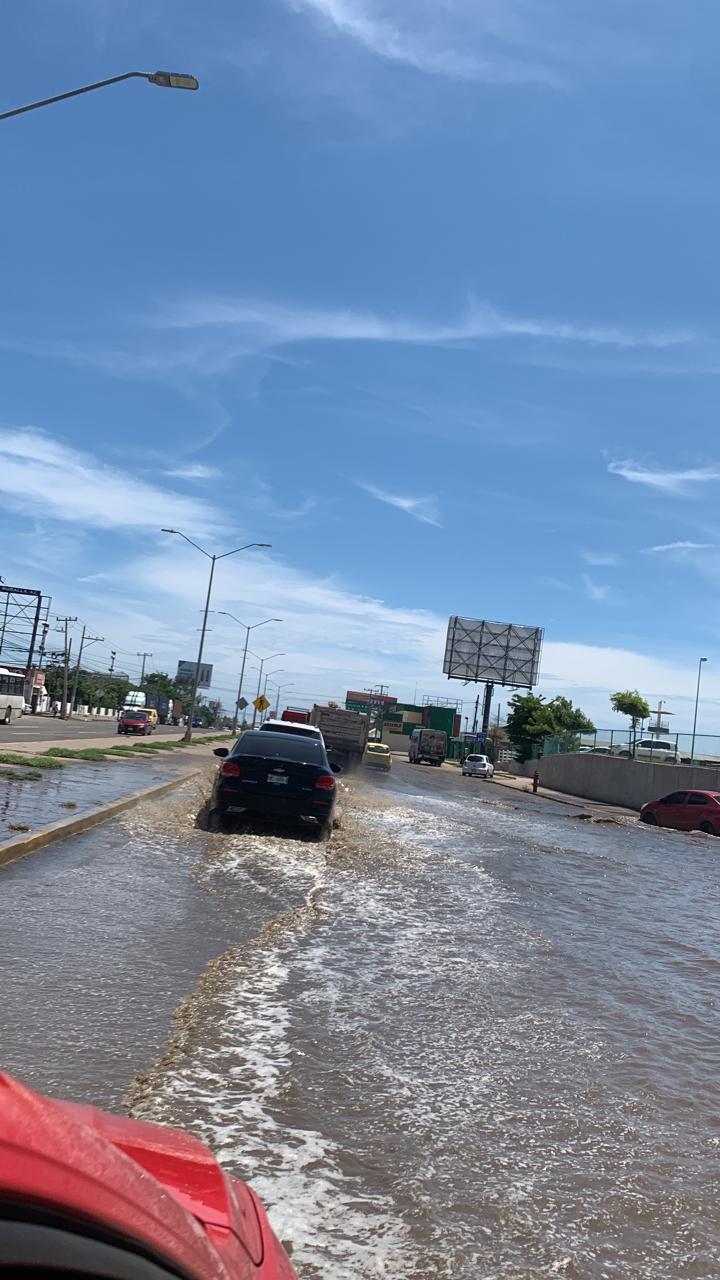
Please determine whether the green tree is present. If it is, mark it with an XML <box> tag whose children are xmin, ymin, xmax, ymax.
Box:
<box><xmin>610</xmin><ymin>689</ymin><xmax>650</xmax><ymax>756</ymax></box>
<box><xmin>506</xmin><ymin>692</ymin><xmax>596</xmax><ymax>761</ymax></box>
<box><xmin>143</xmin><ymin>671</ymin><xmax>186</xmax><ymax>700</ymax></box>
<box><xmin>505</xmin><ymin>693</ymin><xmax>547</xmax><ymax>762</ymax></box>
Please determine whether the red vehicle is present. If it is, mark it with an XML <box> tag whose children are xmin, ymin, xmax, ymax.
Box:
<box><xmin>118</xmin><ymin>709</ymin><xmax>152</xmax><ymax>736</ymax></box>
<box><xmin>640</xmin><ymin>789</ymin><xmax>720</xmax><ymax>835</ymax></box>
<box><xmin>281</xmin><ymin>708</ymin><xmax>310</xmax><ymax>724</ymax></box>
<box><xmin>0</xmin><ymin>1071</ymin><xmax>297</xmax><ymax>1280</ymax></box>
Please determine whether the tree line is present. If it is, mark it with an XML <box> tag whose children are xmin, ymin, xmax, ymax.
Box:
<box><xmin>505</xmin><ymin>689</ymin><xmax>651</xmax><ymax>761</ymax></box>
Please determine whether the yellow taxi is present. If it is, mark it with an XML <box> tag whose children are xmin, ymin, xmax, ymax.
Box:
<box><xmin>363</xmin><ymin>741</ymin><xmax>392</xmax><ymax>771</ymax></box>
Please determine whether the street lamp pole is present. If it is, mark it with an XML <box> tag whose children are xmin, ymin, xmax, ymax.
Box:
<box><xmin>252</xmin><ymin>653</ymin><xmax>286</xmax><ymax>726</ymax></box>
<box><xmin>212</xmin><ymin>613</ymin><xmax>282</xmax><ymax>734</ymax></box>
<box><xmin>271</xmin><ymin>683</ymin><xmax>295</xmax><ymax>718</ymax></box>
<box><xmin>263</xmin><ymin>668</ymin><xmax>285</xmax><ymax>697</ymax></box>
<box><xmin>0</xmin><ymin>69</ymin><xmax>199</xmax><ymax>123</ymax></box>
<box><xmin>161</xmin><ymin>531</ymin><xmax>271</xmax><ymax>743</ymax></box>
<box><xmin>690</xmin><ymin>656</ymin><xmax>708</xmax><ymax>764</ymax></box>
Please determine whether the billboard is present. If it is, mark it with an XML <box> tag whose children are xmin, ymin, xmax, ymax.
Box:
<box><xmin>443</xmin><ymin>618</ymin><xmax>543</xmax><ymax>690</ymax></box>
<box><xmin>176</xmin><ymin>660</ymin><xmax>213</xmax><ymax>689</ymax></box>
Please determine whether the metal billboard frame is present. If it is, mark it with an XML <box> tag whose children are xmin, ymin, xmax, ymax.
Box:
<box><xmin>443</xmin><ymin>617</ymin><xmax>543</xmax><ymax>690</ymax></box>
<box><xmin>0</xmin><ymin>585</ymin><xmax>49</xmax><ymax>671</ymax></box>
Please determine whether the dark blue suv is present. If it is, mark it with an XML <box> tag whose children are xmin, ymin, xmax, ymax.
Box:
<box><xmin>210</xmin><ymin>729</ymin><xmax>340</xmax><ymax>838</ymax></box>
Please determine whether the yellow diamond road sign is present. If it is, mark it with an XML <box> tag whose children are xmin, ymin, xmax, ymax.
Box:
<box><xmin>253</xmin><ymin>694</ymin><xmax>270</xmax><ymax>713</ymax></box>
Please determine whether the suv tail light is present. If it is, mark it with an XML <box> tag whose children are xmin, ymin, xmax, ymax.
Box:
<box><xmin>221</xmin><ymin>760</ymin><xmax>242</xmax><ymax>778</ymax></box>
<box><xmin>314</xmin><ymin>774</ymin><xmax>336</xmax><ymax>790</ymax></box>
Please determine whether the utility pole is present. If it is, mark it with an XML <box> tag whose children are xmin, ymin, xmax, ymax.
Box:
<box><xmin>137</xmin><ymin>652</ymin><xmax>153</xmax><ymax>685</ymax></box>
<box><xmin>56</xmin><ymin>617</ymin><xmax>77</xmax><ymax>719</ymax></box>
<box><xmin>471</xmin><ymin>694</ymin><xmax>480</xmax><ymax>734</ymax></box>
<box><xmin>27</xmin><ymin>621</ymin><xmax>50</xmax><ymax>713</ymax></box>
<box><xmin>71</xmin><ymin>629</ymin><xmax>104</xmax><ymax>713</ymax></box>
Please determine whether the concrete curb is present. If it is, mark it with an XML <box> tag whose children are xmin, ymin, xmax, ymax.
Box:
<box><xmin>0</xmin><ymin>769</ymin><xmax>203</xmax><ymax>870</ymax></box>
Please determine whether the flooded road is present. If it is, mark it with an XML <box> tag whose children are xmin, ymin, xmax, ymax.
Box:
<box><xmin>3</xmin><ymin>759</ymin><xmax>720</xmax><ymax>1277</ymax></box>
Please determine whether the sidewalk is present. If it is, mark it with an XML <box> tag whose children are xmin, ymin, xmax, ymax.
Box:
<box><xmin>445</xmin><ymin>760</ymin><xmax>639</xmax><ymax>820</ymax></box>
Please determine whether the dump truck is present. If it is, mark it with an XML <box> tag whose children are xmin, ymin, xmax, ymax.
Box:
<box><xmin>310</xmin><ymin>704</ymin><xmax>369</xmax><ymax>771</ymax></box>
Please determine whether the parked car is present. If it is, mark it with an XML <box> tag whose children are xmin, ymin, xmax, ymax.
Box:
<box><xmin>640</xmin><ymin>789</ymin><xmax>720</xmax><ymax>835</ymax></box>
<box><xmin>612</xmin><ymin>739</ymin><xmax>679</xmax><ymax>763</ymax></box>
<box><xmin>462</xmin><ymin>753</ymin><xmax>494</xmax><ymax>780</ymax></box>
<box><xmin>118</xmin><ymin>709</ymin><xmax>152</xmax><ymax>736</ymax></box>
<box><xmin>363</xmin><ymin>741</ymin><xmax>392</xmax><ymax>771</ymax></box>
<box><xmin>209</xmin><ymin>729</ymin><xmax>340</xmax><ymax>838</ymax></box>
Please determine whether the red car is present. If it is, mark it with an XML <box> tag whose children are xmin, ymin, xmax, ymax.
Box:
<box><xmin>118</xmin><ymin>709</ymin><xmax>152</xmax><ymax>736</ymax></box>
<box><xmin>640</xmin><ymin>789</ymin><xmax>720</xmax><ymax>835</ymax></box>
<box><xmin>0</xmin><ymin>1071</ymin><xmax>297</xmax><ymax>1280</ymax></box>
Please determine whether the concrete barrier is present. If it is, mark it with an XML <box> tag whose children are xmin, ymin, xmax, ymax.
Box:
<box><xmin>519</xmin><ymin>753</ymin><xmax>720</xmax><ymax>810</ymax></box>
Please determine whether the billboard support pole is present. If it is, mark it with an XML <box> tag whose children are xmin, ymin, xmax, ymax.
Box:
<box><xmin>471</xmin><ymin>693</ymin><xmax>480</xmax><ymax>734</ymax></box>
<box><xmin>481</xmin><ymin>681</ymin><xmax>494</xmax><ymax>737</ymax></box>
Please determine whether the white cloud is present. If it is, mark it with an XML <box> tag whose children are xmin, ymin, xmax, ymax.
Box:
<box><xmin>582</xmin><ymin>573</ymin><xmax>610</xmax><ymax>602</ymax></box>
<box><xmin>158</xmin><ymin>294</ymin><xmax>690</xmax><ymax>354</ymax></box>
<box><xmin>287</xmin><ymin>0</ymin><xmax>561</xmax><ymax>86</ymax></box>
<box><xmin>608</xmin><ymin>459</ymin><xmax>720</xmax><ymax>494</ymax></box>
<box><xmin>164</xmin><ymin>464</ymin><xmax>221</xmax><ymax>480</ymax></box>
<box><xmin>643</xmin><ymin>540</ymin><xmax>713</xmax><ymax>554</ymax></box>
<box><xmin>0</xmin><ymin>428</ymin><xmax>219</xmax><ymax>535</ymax></box>
<box><xmin>582</xmin><ymin>550</ymin><xmax>619</xmax><ymax>567</ymax></box>
<box><xmin>359</xmin><ymin>482</ymin><xmax>442</xmax><ymax>526</ymax></box>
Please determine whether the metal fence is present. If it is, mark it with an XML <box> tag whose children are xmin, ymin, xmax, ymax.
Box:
<box><xmin>542</xmin><ymin>729</ymin><xmax>720</xmax><ymax>766</ymax></box>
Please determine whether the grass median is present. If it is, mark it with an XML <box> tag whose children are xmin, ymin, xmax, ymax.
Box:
<box><xmin>0</xmin><ymin>752</ymin><xmax>65</xmax><ymax>770</ymax></box>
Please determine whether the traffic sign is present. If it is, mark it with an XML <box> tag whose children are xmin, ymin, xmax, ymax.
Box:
<box><xmin>237</xmin><ymin>696</ymin><xmax>249</xmax><ymax>710</ymax></box>
<box><xmin>253</xmin><ymin>694</ymin><xmax>270</xmax><ymax>713</ymax></box>
<box><xmin>475</xmin><ymin>732</ymin><xmax>485</xmax><ymax>743</ymax></box>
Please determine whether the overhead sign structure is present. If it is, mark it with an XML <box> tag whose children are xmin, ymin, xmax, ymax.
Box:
<box><xmin>253</xmin><ymin>694</ymin><xmax>270</xmax><ymax>713</ymax></box>
<box><xmin>443</xmin><ymin>617</ymin><xmax>543</xmax><ymax>690</ymax></box>
<box><xmin>176</xmin><ymin>660</ymin><xmax>213</xmax><ymax>689</ymax></box>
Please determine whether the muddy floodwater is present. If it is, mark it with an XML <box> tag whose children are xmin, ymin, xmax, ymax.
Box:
<box><xmin>0</xmin><ymin>758</ymin><xmax>173</xmax><ymax>835</ymax></box>
<box><xmin>3</xmin><ymin>762</ymin><xmax>720</xmax><ymax>1278</ymax></box>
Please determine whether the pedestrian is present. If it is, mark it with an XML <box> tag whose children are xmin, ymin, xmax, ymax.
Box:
<box><xmin>52</xmin><ymin>699</ymin><xmax>61</xmax><ymax>718</ymax></box>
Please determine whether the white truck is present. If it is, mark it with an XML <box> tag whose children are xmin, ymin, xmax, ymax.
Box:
<box><xmin>310</xmin><ymin>705</ymin><xmax>369</xmax><ymax>771</ymax></box>
<box><xmin>408</xmin><ymin>727</ymin><xmax>447</xmax><ymax>766</ymax></box>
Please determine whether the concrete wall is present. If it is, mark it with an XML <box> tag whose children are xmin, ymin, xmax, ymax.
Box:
<box><xmin>518</xmin><ymin>753</ymin><xmax>720</xmax><ymax>810</ymax></box>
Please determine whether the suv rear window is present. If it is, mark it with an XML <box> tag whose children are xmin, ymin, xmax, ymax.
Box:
<box><xmin>234</xmin><ymin>732</ymin><xmax>325</xmax><ymax>763</ymax></box>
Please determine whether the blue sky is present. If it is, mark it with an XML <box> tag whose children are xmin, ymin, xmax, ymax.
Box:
<box><xmin>3</xmin><ymin>0</ymin><xmax>720</xmax><ymax>730</ymax></box>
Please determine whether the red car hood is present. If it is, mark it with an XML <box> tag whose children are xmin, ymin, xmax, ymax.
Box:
<box><xmin>0</xmin><ymin>1072</ymin><xmax>296</xmax><ymax>1280</ymax></box>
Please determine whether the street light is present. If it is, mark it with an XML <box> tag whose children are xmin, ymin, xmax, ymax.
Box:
<box><xmin>263</xmin><ymin>668</ymin><xmax>285</xmax><ymax>697</ymax></box>
<box><xmin>161</xmin><ymin>530</ymin><xmax>271</xmax><ymax>742</ymax></box>
<box><xmin>0</xmin><ymin>70</ymin><xmax>199</xmax><ymax>123</ymax></box>
<box><xmin>270</xmin><ymin>682</ymin><xmax>296</xmax><ymax>717</ymax></box>
<box><xmin>211</xmin><ymin>612</ymin><xmax>283</xmax><ymax>734</ymax></box>
<box><xmin>252</xmin><ymin>653</ymin><xmax>286</xmax><ymax>726</ymax></box>
<box><xmin>691</xmin><ymin>656</ymin><xmax>708</xmax><ymax>764</ymax></box>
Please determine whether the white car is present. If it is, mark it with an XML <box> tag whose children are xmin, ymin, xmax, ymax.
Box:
<box><xmin>462</xmin><ymin>753</ymin><xmax>494</xmax><ymax>779</ymax></box>
<box><xmin>611</xmin><ymin>738</ymin><xmax>679</xmax><ymax>763</ymax></box>
<box><xmin>259</xmin><ymin>718</ymin><xmax>324</xmax><ymax>740</ymax></box>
